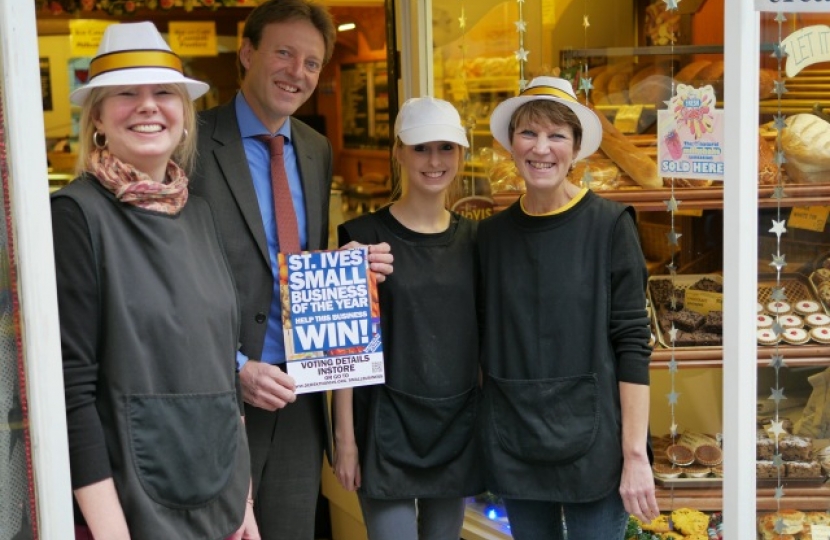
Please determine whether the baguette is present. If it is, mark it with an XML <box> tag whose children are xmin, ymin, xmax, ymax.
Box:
<box><xmin>593</xmin><ymin>105</ymin><xmax>663</xmax><ymax>188</ymax></box>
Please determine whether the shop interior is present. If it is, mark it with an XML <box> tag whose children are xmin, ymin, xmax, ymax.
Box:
<box><xmin>31</xmin><ymin>0</ymin><xmax>830</xmax><ymax>538</ymax></box>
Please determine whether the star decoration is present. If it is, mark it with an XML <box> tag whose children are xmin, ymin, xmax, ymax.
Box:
<box><xmin>663</xmin><ymin>0</ymin><xmax>679</xmax><ymax>10</ymax></box>
<box><xmin>775</xmin><ymin>518</ymin><xmax>786</xmax><ymax>534</ymax></box>
<box><xmin>580</xmin><ymin>169</ymin><xmax>594</xmax><ymax>189</ymax></box>
<box><xmin>772</xmin><ymin>321</ymin><xmax>784</xmax><ymax>336</ymax></box>
<box><xmin>669</xmin><ymin>325</ymin><xmax>679</xmax><ymax>343</ymax></box>
<box><xmin>579</xmin><ymin>76</ymin><xmax>594</xmax><ymax>94</ymax></box>
<box><xmin>664</xmin><ymin>197</ymin><xmax>681</xmax><ymax>212</ymax></box>
<box><xmin>769</xmin><ymin>419</ymin><xmax>787</xmax><ymax>440</ymax></box>
<box><xmin>458</xmin><ymin>9</ymin><xmax>466</xmax><ymax>30</ymax></box>
<box><xmin>668</xmin><ymin>358</ymin><xmax>678</xmax><ymax>373</ymax></box>
<box><xmin>666</xmin><ymin>262</ymin><xmax>677</xmax><ymax>275</ymax></box>
<box><xmin>516</xmin><ymin>0</ymin><xmax>525</xmax><ymax>3</ymax></box>
<box><xmin>583</xmin><ymin>15</ymin><xmax>590</xmax><ymax>30</ymax></box>
<box><xmin>670</xmin><ymin>423</ymin><xmax>678</xmax><ymax>438</ymax></box>
<box><xmin>771</xmin><ymin>43</ymin><xmax>787</xmax><ymax>60</ymax></box>
<box><xmin>514</xmin><ymin>48</ymin><xmax>529</xmax><ymax>62</ymax></box>
<box><xmin>774</xmin><ymin>485</ymin><xmax>785</xmax><ymax>500</ymax></box>
<box><xmin>774</xmin><ymin>80</ymin><xmax>788</xmax><ymax>96</ymax></box>
<box><xmin>666</xmin><ymin>230</ymin><xmax>682</xmax><ymax>246</ymax></box>
<box><xmin>770</xmin><ymin>286</ymin><xmax>787</xmax><ymax>302</ymax></box>
<box><xmin>771</xmin><ymin>186</ymin><xmax>787</xmax><ymax>200</ymax></box>
<box><xmin>769</xmin><ymin>353</ymin><xmax>787</xmax><ymax>369</ymax></box>
<box><xmin>667</xmin><ymin>390</ymin><xmax>680</xmax><ymax>405</ymax></box>
<box><xmin>775</xmin><ymin>150</ymin><xmax>787</xmax><ymax>166</ymax></box>
<box><xmin>773</xmin><ymin>114</ymin><xmax>787</xmax><ymax>131</ymax></box>
<box><xmin>770</xmin><ymin>387</ymin><xmax>786</xmax><ymax>403</ymax></box>
<box><xmin>519</xmin><ymin>79</ymin><xmax>528</xmax><ymax>91</ymax></box>
<box><xmin>770</xmin><ymin>253</ymin><xmax>787</xmax><ymax>271</ymax></box>
<box><xmin>670</xmin><ymin>296</ymin><xmax>680</xmax><ymax>310</ymax></box>
<box><xmin>770</xmin><ymin>219</ymin><xmax>787</xmax><ymax>237</ymax></box>
<box><xmin>775</xmin><ymin>12</ymin><xmax>787</xmax><ymax>23</ymax></box>
<box><xmin>514</xmin><ymin>19</ymin><xmax>527</xmax><ymax>33</ymax></box>
<box><xmin>773</xmin><ymin>453</ymin><xmax>784</xmax><ymax>468</ymax></box>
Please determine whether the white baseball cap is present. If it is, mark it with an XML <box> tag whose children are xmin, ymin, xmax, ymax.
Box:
<box><xmin>69</xmin><ymin>22</ymin><xmax>209</xmax><ymax>106</ymax></box>
<box><xmin>394</xmin><ymin>97</ymin><xmax>469</xmax><ymax>148</ymax></box>
<box><xmin>489</xmin><ymin>76</ymin><xmax>602</xmax><ymax>161</ymax></box>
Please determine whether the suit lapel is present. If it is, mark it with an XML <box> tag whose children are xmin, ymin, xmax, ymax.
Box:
<box><xmin>211</xmin><ymin>102</ymin><xmax>271</xmax><ymax>264</ymax></box>
<box><xmin>292</xmin><ymin>125</ymin><xmax>324</xmax><ymax>251</ymax></box>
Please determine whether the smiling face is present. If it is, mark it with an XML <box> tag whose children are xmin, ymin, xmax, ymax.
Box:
<box><xmin>92</xmin><ymin>84</ymin><xmax>184</xmax><ymax>181</ymax></box>
<box><xmin>239</xmin><ymin>18</ymin><xmax>325</xmax><ymax>133</ymax></box>
<box><xmin>510</xmin><ymin>118</ymin><xmax>577</xmax><ymax>194</ymax></box>
<box><xmin>395</xmin><ymin>140</ymin><xmax>463</xmax><ymax>198</ymax></box>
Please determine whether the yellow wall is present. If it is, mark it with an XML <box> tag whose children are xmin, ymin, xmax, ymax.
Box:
<box><xmin>39</xmin><ymin>35</ymin><xmax>73</xmax><ymax>140</ymax></box>
<box><xmin>650</xmin><ymin>368</ymin><xmax>724</xmax><ymax>438</ymax></box>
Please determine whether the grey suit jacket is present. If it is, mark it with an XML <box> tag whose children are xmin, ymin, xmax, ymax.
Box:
<box><xmin>190</xmin><ymin>99</ymin><xmax>334</xmax><ymax>460</ymax></box>
<box><xmin>191</xmin><ymin>99</ymin><xmax>333</xmax><ymax>361</ymax></box>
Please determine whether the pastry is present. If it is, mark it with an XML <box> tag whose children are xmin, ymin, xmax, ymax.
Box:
<box><xmin>682</xmin><ymin>465</ymin><xmax>711</xmax><ymax>478</ymax></box>
<box><xmin>809</xmin><ymin>326</ymin><xmax>830</xmax><ymax>343</ymax></box>
<box><xmin>805</xmin><ymin>511</ymin><xmax>830</xmax><ymax>526</ymax></box>
<box><xmin>779</xmin><ymin>314</ymin><xmax>803</xmax><ymax>328</ymax></box>
<box><xmin>785</xmin><ymin>460</ymin><xmax>821</xmax><ymax>477</ymax></box>
<box><xmin>758</xmin><ymin>133</ymin><xmax>778</xmax><ymax>185</ymax></box>
<box><xmin>652</xmin><ymin>462</ymin><xmax>682</xmax><ymax>479</ymax></box>
<box><xmin>781</xmin><ymin>327</ymin><xmax>809</xmax><ymax>345</ymax></box>
<box><xmin>757</xmin><ymin>314</ymin><xmax>774</xmax><ymax>328</ymax></box>
<box><xmin>814</xmin><ymin>268</ymin><xmax>830</xmax><ymax>284</ymax></box>
<box><xmin>606</xmin><ymin>71</ymin><xmax>631</xmax><ymax>104</ymax></box>
<box><xmin>675</xmin><ymin>60</ymin><xmax>711</xmax><ymax>85</ymax></box>
<box><xmin>756</xmin><ymin>459</ymin><xmax>778</xmax><ymax>478</ymax></box>
<box><xmin>758</xmin><ymin>510</ymin><xmax>806</xmax><ymax>536</ymax></box>
<box><xmin>711</xmin><ymin>465</ymin><xmax>723</xmax><ymax>477</ymax></box>
<box><xmin>628</xmin><ymin>64</ymin><xmax>673</xmax><ymax>105</ymax></box>
<box><xmin>782</xmin><ymin>114</ymin><xmax>830</xmax><ymax>182</ymax></box>
<box><xmin>593</xmin><ymin>103</ymin><xmax>663</xmax><ymax>189</ymax></box>
<box><xmin>767</xmin><ymin>301</ymin><xmax>792</xmax><ymax>315</ymax></box>
<box><xmin>806</xmin><ymin>313</ymin><xmax>830</xmax><ymax>328</ymax></box>
<box><xmin>668</xmin><ymin>309</ymin><xmax>704</xmax><ymax>332</ymax></box>
<box><xmin>666</xmin><ymin>444</ymin><xmax>695</xmax><ymax>466</ymax></box>
<box><xmin>757</xmin><ymin>328</ymin><xmax>780</xmax><ymax>345</ymax></box>
<box><xmin>757</xmin><ymin>435</ymin><xmax>774</xmax><ymax>460</ymax></box>
<box><xmin>780</xmin><ymin>435</ymin><xmax>813</xmax><ymax>461</ymax></box>
<box><xmin>794</xmin><ymin>300</ymin><xmax>821</xmax><ymax>316</ymax></box>
<box><xmin>759</xmin><ymin>68</ymin><xmax>777</xmax><ymax>99</ymax></box>
<box><xmin>694</xmin><ymin>444</ymin><xmax>723</xmax><ymax>466</ymax></box>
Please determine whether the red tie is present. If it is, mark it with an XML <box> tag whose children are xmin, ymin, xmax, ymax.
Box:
<box><xmin>259</xmin><ymin>134</ymin><xmax>301</xmax><ymax>254</ymax></box>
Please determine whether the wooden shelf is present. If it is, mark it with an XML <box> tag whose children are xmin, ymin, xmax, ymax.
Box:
<box><xmin>650</xmin><ymin>344</ymin><xmax>830</xmax><ymax>368</ymax></box>
<box><xmin>656</xmin><ymin>483</ymin><xmax>830</xmax><ymax>512</ymax></box>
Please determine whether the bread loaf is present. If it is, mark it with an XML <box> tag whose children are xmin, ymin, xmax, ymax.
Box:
<box><xmin>675</xmin><ymin>60</ymin><xmax>712</xmax><ymax>85</ymax></box>
<box><xmin>759</xmin><ymin>68</ymin><xmax>776</xmax><ymax>99</ymax></box>
<box><xmin>782</xmin><ymin>114</ymin><xmax>830</xmax><ymax>173</ymax></box>
<box><xmin>606</xmin><ymin>71</ymin><xmax>631</xmax><ymax>104</ymax></box>
<box><xmin>758</xmin><ymin>133</ymin><xmax>777</xmax><ymax>185</ymax></box>
<box><xmin>593</xmin><ymin>105</ymin><xmax>662</xmax><ymax>189</ymax></box>
<box><xmin>629</xmin><ymin>64</ymin><xmax>674</xmax><ymax>105</ymax></box>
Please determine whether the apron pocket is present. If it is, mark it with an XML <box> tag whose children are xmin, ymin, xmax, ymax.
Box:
<box><xmin>488</xmin><ymin>373</ymin><xmax>599</xmax><ymax>464</ymax></box>
<box><xmin>127</xmin><ymin>391</ymin><xmax>239</xmax><ymax>509</ymax></box>
<box><xmin>375</xmin><ymin>384</ymin><xmax>479</xmax><ymax>469</ymax></box>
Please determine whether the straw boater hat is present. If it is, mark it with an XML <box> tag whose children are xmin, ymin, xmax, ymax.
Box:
<box><xmin>69</xmin><ymin>22</ymin><xmax>209</xmax><ymax>106</ymax></box>
<box><xmin>395</xmin><ymin>97</ymin><xmax>469</xmax><ymax>148</ymax></box>
<box><xmin>489</xmin><ymin>76</ymin><xmax>602</xmax><ymax>161</ymax></box>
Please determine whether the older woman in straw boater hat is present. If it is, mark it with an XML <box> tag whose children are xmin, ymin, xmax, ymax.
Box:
<box><xmin>52</xmin><ymin>22</ymin><xmax>258</xmax><ymax>540</ymax></box>
<box><xmin>476</xmin><ymin>76</ymin><xmax>658</xmax><ymax>539</ymax></box>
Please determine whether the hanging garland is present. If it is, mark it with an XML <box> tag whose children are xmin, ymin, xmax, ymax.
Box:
<box><xmin>36</xmin><ymin>0</ymin><xmax>243</xmax><ymax>16</ymax></box>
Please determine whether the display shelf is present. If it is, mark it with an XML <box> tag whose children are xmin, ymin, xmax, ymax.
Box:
<box><xmin>650</xmin><ymin>344</ymin><xmax>830</xmax><ymax>368</ymax></box>
<box><xmin>656</xmin><ymin>483</ymin><xmax>830</xmax><ymax>512</ymax></box>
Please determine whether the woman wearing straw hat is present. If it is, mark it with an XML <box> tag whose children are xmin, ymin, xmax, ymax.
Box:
<box><xmin>52</xmin><ymin>22</ymin><xmax>258</xmax><ymax>540</ymax></box>
<box><xmin>477</xmin><ymin>76</ymin><xmax>659</xmax><ymax>539</ymax></box>
<box><xmin>333</xmin><ymin>97</ymin><xmax>482</xmax><ymax>540</ymax></box>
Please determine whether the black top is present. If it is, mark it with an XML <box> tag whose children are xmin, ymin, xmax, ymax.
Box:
<box><xmin>338</xmin><ymin>206</ymin><xmax>483</xmax><ymax>498</ymax></box>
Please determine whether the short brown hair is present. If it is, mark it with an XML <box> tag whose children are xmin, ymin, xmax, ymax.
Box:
<box><xmin>508</xmin><ymin>100</ymin><xmax>583</xmax><ymax>155</ymax></box>
<box><xmin>238</xmin><ymin>0</ymin><xmax>336</xmax><ymax>79</ymax></box>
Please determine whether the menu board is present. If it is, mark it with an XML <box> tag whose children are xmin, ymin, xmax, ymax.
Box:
<box><xmin>341</xmin><ymin>61</ymin><xmax>389</xmax><ymax>149</ymax></box>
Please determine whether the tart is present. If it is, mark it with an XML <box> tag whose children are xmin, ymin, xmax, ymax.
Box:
<box><xmin>767</xmin><ymin>301</ymin><xmax>792</xmax><ymax>315</ymax></box>
<box><xmin>779</xmin><ymin>314</ymin><xmax>803</xmax><ymax>329</ymax></box>
<box><xmin>794</xmin><ymin>300</ymin><xmax>821</xmax><ymax>316</ymax></box>
<box><xmin>652</xmin><ymin>462</ymin><xmax>682</xmax><ymax>479</ymax></box>
<box><xmin>809</xmin><ymin>326</ymin><xmax>830</xmax><ymax>344</ymax></box>
<box><xmin>682</xmin><ymin>465</ymin><xmax>711</xmax><ymax>478</ymax></box>
<box><xmin>694</xmin><ymin>444</ymin><xmax>723</xmax><ymax>466</ymax></box>
<box><xmin>757</xmin><ymin>328</ymin><xmax>781</xmax><ymax>346</ymax></box>
<box><xmin>756</xmin><ymin>302</ymin><xmax>764</xmax><ymax>314</ymax></box>
<box><xmin>756</xmin><ymin>314</ymin><xmax>774</xmax><ymax>329</ymax></box>
<box><xmin>781</xmin><ymin>327</ymin><xmax>810</xmax><ymax>345</ymax></box>
<box><xmin>666</xmin><ymin>444</ymin><xmax>695</xmax><ymax>466</ymax></box>
<box><xmin>711</xmin><ymin>465</ymin><xmax>723</xmax><ymax>477</ymax></box>
<box><xmin>806</xmin><ymin>313</ymin><xmax>830</xmax><ymax>328</ymax></box>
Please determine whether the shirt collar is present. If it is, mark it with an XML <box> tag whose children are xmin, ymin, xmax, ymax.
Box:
<box><xmin>234</xmin><ymin>91</ymin><xmax>292</xmax><ymax>143</ymax></box>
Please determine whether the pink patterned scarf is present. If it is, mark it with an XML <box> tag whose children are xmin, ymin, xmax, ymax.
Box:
<box><xmin>89</xmin><ymin>148</ymin><xmax>189</xmax><ymax>215</ymax></box>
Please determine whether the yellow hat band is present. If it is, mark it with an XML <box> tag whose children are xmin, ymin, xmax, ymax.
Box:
<box><xmin>89</xmin><ymin>50</ymin><xmax>183</xmax><ymax>80</ymax></box>
<box><xmin>521</xmin><ymin>86</ymin><xmax>577</xmax><ymax>103</ymax></box>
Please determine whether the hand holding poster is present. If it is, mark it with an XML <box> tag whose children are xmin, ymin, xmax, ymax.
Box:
<box><xmin>279</xmin><ymin>247</ymin><xmax>384</xmax><ymax>393</ymax></box>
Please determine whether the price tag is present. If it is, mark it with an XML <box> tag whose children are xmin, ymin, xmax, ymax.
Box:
<box><xmin>676</xmin><ymin>208</ymin><xmax>703</xmax><ymax>217</ymax></box>
<box><xmin>684</xmin><ymin>290</ymin><xmax>723</xmax><ymax>315</ymax></box>
<box><xmin>789</xmin><ymin>206</ymin><xmax>830</xmax><ymax>232</ymax></box>
<box><xmin>812</xmin><ymin>524</ymin><xmax>830</xmax><ymax>540</ymax></box>
<box><xmin>614</xmin><ymin>105</ymin><xmax>644</xmax><ymax>134</ymax></box>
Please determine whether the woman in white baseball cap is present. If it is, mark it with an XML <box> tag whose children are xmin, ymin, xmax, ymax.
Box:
<box><xmin>477</xmin><ymin>76</ymin><xmax>658</xmax><ymax>539</ymax></box>
<box><xmin>53</xmin><ymin>22</ymin><xmax>257</xmax><ymax>540</ymax></box>
<box><xmin>333</xmin><ymin>97</ymin><xmax>482</xmax><ymax>540</ymax></box>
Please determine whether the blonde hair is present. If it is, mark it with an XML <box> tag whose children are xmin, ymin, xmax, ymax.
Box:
<box><xmin>75</xmin><ymin>83</ymin><xmax>198</xmax><ymax>176</ymax></box>
<box><xmin>390</xmin><ymin>136</ymin><xmax>466</xmax><ymax>207</ymax></box>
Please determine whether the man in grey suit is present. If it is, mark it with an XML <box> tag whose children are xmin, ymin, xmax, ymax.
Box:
<box><xmin>190</xmin><ymin>1</ymin><xmax>391</xmax><ymax>538</ymax></box>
